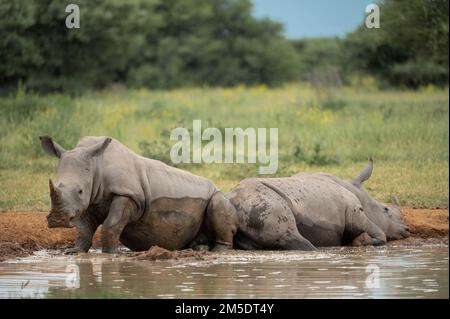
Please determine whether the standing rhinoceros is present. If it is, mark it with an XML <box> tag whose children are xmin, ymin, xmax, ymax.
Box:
<box><xmin>40</xmin><ymin>136</ymin><xmax>237</xmax><ymax>254</ymax></box>
<box><xmin>227</xmin><ymin>160</ymin><xmax>410</xmax><ymax>250</ymax></box>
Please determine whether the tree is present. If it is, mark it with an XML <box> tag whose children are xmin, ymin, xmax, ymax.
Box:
<box><xmin>343</xmin><ymin>0</ymin><xmax>449</xmax><ymax>87</ymax></box>
<box><xmin>0</xmin><ymin>0</ymin><xmax>300</xmax><ymax>93</ymax></box>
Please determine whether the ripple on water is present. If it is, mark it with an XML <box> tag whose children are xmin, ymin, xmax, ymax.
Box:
<box><xmin>0</xmin><ymin>246</ymin><xmax>448</xmax><ymax>298</ymax></box>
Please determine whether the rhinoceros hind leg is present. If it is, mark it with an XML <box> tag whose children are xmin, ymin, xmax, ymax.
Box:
<box><xmin>282</xmin><ymin>232</ymin><xmax>317</xmax><ymax>251</ymax></box>
<box><xmin>230</xmin><ymin>183</ymin><xmax>317</xmax><ymax>251</ymax></box>
<box><xmin>206</xmin><ymin>192</ymin><xmax>238</xmax><ymax>251</ymax></box>
<box><xmin>102</xmin><ymin>196</ymin><xmax>138</xmax><ymax>253</ymax></box>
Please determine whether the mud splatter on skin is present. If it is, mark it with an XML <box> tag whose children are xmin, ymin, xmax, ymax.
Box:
<box><xmin>248</xmin><ymin>202</ymin><xmax>268</xmax><ymax>230</ymax></box>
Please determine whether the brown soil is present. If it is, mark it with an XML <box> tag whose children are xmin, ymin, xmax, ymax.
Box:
<box><xmin>0</xmin><ymin>212</ymin><xmax>101</xmax><ymax>261</ymax></box>
<box><xmin>0</xmin><ymin>242</ymin><xmax>34</xmax><ymax>262</ymax></box>
<box><xmin>0</xmin><ymin>208</ymin><xmax>448</xmax><ymax>261</ymax></box>
<box><xmin>402</xmin><ymin>207</ymin><xmax>449</xmax><ymax>238</ymax></box>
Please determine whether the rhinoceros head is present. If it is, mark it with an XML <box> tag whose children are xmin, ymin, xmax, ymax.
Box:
<box><xmin>40</xmin><ymin>136</ymin><xmax>112</xmax><ymax>228</ymax></box>
<box><xmin>350</xmin><ymin>159</ymin><xmax>410</xmax><ymax>240</ymax></box>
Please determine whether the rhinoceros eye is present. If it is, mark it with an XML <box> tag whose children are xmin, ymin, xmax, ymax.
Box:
<box><xmin>78</xmin><ymin>189</ymin><xmax>83</xmax><ymax>195</ymax></box>
<box><xmin>384</xmin><ymin>207</ymin><xmax>393</xmax><ymax>217</ymax></box>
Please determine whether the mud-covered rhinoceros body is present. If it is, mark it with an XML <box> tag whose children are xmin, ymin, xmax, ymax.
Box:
<box><xmin>40</xmin><ymin>136</ymin><xmax>237</xmax><ymax>254</ymax></box>
<box><xmin>228</xmin><ymin>160</ymin><xmax>410</xmax><ymax>250</ymax></box>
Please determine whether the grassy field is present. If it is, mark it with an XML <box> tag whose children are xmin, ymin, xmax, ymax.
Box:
<box><xmin>0</xmin><ymin>84</ymin><xmax>448</xmax><ymax>211</ymax></box>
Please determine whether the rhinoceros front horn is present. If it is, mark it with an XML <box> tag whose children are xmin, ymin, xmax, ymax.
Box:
<box><xmin>391</xmin><ymin>194</ymin><xmax>400</xmax><ymax>208</ymax></box>
<box><xmin>49</xmin><ymin>179</ymin><xmax>61</xmax><ymax>204</ymax></box>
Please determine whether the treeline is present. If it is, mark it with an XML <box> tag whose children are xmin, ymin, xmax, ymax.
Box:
<box><xmin>294</xmin><ymin>0</ymin><xmax>449</xmax><ymax>89</ymax></box>
<box><xmin>0</xmin><ymin>0</ymin><xmax>299</xmax><ymax>93</ymax></box>
<box><xmin>0</xmin><ymin>0</ymin><xmax>448</xmax><ymax>94</ymax></box>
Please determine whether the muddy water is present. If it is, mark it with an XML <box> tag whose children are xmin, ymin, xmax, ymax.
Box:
<box><xmin>0</xmin><ymin>246</ymin><xmax>448</xmax><ymax>298</ymax></box>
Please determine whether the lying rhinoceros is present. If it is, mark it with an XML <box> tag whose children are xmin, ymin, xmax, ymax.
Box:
<box><xmin>40</xmin><ymin>136</ymin><xmax>237</xmax><ymax>254</ymax></box>
<box><xmin>227</xmin><ymin>160</ymin><xmax>410</xmax><ymax>250</ymax></box>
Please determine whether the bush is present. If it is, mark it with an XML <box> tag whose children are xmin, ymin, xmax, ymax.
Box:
<box><xmin>342</xmin><ymin>0</ymin><xmax>448</xmax><ymax>88</ymax></box>
<box><xmin>388</xmin><ymin>62</ymin><xmax>449</xmax><ymax>88</ymax></box>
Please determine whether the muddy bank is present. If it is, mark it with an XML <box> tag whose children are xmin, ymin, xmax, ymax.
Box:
<box><xmin>0</xmin><ymin>207</ymin><xmax>448</xmax><ymax>261</ymax></box>
<box><xmin>130</xmin><ymin>246</ymin><xmax>206</xmax><ymax>261</ymax></box>
<box><xmin>0</xmin><ymin>212</ymin><xmax>100</xmax><ymax>262</ymax></box>
<box><xmin>402</xmin><ymin>207</ymin><xmax>449</xmax><ymax>237</ymax></box>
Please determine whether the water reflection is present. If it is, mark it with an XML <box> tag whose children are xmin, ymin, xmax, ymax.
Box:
<box><xmin>0</xmin><ymin>247</ymin><xmax>448</xmax><ymax>298</ymax></box>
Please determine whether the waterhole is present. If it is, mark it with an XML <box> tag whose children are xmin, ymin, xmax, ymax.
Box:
<box><xmin>0</xmin><ymin>246</ymin><xmax>447</xmax><ymax>298</ymax></box>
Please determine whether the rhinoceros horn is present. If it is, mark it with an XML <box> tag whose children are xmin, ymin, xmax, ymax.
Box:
<box><xmin>352</xmin><ymin>158</ymin><xmax>373</xmax><ymax>186</ymax></box>
<box><xmin>49</xmin><ymin>178</ymin><xmax>61</xmax><ymax>206</ymax></box>
<box><xmin>391</xmin><ymin>194</ymin><xmax>400</xmax><ymax>208</ymax></box>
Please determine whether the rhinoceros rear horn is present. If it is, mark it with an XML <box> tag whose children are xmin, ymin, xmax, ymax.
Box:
<box><xmin>391</xmin><ymin>194</ymin><xmax>400</xmax><ymax>208</ymax></box>
<box><xmin>352</xmin><ymin>158</ymin><xmax>373</xmax><ymax>186</ymax></box>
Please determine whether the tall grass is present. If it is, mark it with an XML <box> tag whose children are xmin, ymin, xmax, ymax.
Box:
<box><xmin>0</xmin><ymin>84</ymin><xmax>448</xmax><ymax>210</ymax></box>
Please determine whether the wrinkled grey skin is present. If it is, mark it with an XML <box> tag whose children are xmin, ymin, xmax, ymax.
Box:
<box><xmin>41</xmin><ymin>136</ymin><xmax>237</xmax><ymax>254</ymax></box>
<box><xmin>227</xmin><ymin>160</ymin><xmax>410</xmax><ymax>250</ymax></box>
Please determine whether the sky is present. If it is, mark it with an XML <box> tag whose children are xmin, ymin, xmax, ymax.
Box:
<box><xmin>252</xmin><ymin>0</ymin><xmax>377</xmax><ymax>38</ymax></box>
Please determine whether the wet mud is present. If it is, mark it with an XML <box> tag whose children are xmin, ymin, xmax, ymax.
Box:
<box><xmin>0</xmin><ymin>207</ymin><xmax>448</xmax><ymax>262</ymax></box>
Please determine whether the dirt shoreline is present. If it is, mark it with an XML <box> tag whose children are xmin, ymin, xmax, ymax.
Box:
<box><xmin>0</xmin><ymin>207</ymin><xmax>448</xmax><ymax>262</ymax></box>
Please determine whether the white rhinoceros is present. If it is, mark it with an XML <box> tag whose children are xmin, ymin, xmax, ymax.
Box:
<box><xmin>227</xmin><ymin>160</ymin><xmax>410</xmax><ymax>250</ymax></box>
<box><xmin>40</xmin><ymin>136</ymin><xmax>238</xmax><ymax>254</ymax></box>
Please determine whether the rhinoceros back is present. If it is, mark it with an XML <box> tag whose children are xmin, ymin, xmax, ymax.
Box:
<box><xmin>144</xmin><ymin>158</ymin><xmax>217</xmax><ymax>201</ymax></box>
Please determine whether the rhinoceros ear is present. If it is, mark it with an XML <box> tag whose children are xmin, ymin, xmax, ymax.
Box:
<box><xmin>85</xmin><ymin>137</ymin><xmax>112</xmax><ymax>157</ymax></box>
<box><xmin>352</xmin><ymin>158</ymin><xmax>373</xmax><ymax>186</ymax></box>
<box><xmin>391</xmin><ymin>194</ymin><xmax>400</xmax><ymax>208</ymax></box>
<box><xmin>39</xmin><ymin>136</ymin><xmax>66</xmax><ymax>158</ymax></box>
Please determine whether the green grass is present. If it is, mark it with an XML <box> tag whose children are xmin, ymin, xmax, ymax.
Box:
<box><xmin>0</xmin><ymin>84</ymin><xmax>448</xmax><ymax>211</ymax></box>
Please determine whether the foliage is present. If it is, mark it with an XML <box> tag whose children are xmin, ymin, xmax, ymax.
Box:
<box><xmin>0</xmin><ymin>0</ymin><xmax>448</xmax><ymax>92</ymax></box>
<box><xmin>290</xmin><ymin>0</ymin><xmax>449</xmax><ymax>88</ymax></box>
<box><xmin>291</xmin><ymin>38</ymin><xmax>345</xmax><ymax>83</ymax></box>
<box><xmin>344</xmin><ymin>0</ymin><xmax>449</xmax><ymax>88</ymax></box>
<box><xmin>0</xmin><ymin>0</ymin><xmax>299</xmax><ymax>92</ymax></box>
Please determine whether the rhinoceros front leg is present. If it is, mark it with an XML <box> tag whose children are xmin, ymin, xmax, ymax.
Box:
<box><xmin>351</xmin><ymin>232</ymin><xmax>375</xmax><ymax>246</ymax></box>
<box><xmin>346</xmin><ymin>206</ymin><xmax>387</xmax><ymax>246</ymax></box>
<box><xmin>102</xmin><ymin>196</ymin><xmax>137</xmax><ymax>254</ymax></box>
<box><xmin>206</xmin><ymin>192</ymin><xmax>238</xmax><ymax>252</ymax></box>
<box><xmin>65</xmin><ymin>213</ymin><xmax>101</xmax><ymax>255</ymax></box>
